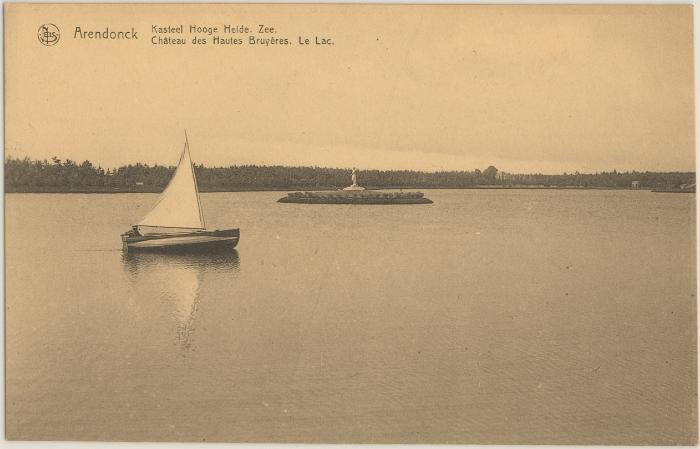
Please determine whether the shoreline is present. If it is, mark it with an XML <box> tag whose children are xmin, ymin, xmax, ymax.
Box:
<box><xmin>4</xmin><ymin>185</ymin><xmax>660</xmax><ymax>194</ymax></box>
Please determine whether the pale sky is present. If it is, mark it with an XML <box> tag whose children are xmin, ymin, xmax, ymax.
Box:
<box><xmin>5</xmin><ymin>4</ymin><xmax>695</xmax><ymax>173</ymax></box>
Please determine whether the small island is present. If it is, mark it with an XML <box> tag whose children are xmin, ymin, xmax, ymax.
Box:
<box><xmin>278</xmin><ymin>168</ymin><xmax>433</xmax><ymax>205</ymax></box>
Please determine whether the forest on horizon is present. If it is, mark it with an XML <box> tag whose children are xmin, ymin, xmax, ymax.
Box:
<box><xmin>4</xmin><ymin>156</ymin><xmax>696</xmax><ymax>192</ymax></box>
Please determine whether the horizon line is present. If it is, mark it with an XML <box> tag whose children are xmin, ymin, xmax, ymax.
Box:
<box><xmin>3</xmin><ymin>154</ymin><xmax>696</xmax><ymax>176</ymax></box>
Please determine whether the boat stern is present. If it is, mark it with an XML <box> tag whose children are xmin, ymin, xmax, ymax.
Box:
<box><xmin>121</xmin><ymin>232</ymin><xmax>131</xmax><ymax>252</ymax></box>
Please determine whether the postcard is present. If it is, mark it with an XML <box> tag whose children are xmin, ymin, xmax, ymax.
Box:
<box><xmin>4</xmin><ymin>3</ymin><xmax>697</xmax><ymax>444</ymax></box>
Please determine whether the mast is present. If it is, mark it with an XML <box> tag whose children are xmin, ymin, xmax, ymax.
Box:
<box><xmin>185</xmin><ymin>130</ymin><xmax>207</xmax><ymax>229</ymax></box>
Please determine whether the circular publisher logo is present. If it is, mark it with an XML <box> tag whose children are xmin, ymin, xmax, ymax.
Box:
<box><xmin>38</xmin><ymin>24</ymin><xmax>60</xmax><ymax>46</ymax></box>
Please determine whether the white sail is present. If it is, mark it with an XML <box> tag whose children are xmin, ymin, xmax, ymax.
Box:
<box><xmin>137</xmin><ymin>137</ymin><xmax>205</xmax><ymax>231</ymax></box>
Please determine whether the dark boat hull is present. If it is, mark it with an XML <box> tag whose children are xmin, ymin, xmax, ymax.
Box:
<box><xmin>121</xmin><ymin>228</ymin><xmax>240</xmax><ymax>253</ymax></box>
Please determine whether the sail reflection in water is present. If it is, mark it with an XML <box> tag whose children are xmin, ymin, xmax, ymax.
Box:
<box><xmin>122</xmin><ymin>251</ymin><xmax>240</xmax><ymax>352</ymax></box>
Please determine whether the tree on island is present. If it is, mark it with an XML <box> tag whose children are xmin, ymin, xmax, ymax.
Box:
<box><xmin>483</xmin><ymin>166</ymin><xmax>498</xmax><ymax>184</ymax></box>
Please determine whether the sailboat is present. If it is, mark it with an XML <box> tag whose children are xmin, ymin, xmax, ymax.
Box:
<box><xmin>121</xmin><ymin>134</ymin><xmax>240</xmax><ymax>253</ymax></box>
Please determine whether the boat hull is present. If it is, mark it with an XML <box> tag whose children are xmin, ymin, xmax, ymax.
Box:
<box><xmin>122</xmin><ymin>229</ymin><xmax>240</xmax><ymax>253</ymax></box>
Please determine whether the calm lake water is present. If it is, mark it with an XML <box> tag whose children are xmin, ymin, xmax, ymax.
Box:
<box><xmin>5</xmin><ymin>190</ymin><xmax>697</xmax><ymax>444</ymax></box>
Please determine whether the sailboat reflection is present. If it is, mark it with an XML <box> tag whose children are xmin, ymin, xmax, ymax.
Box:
<box><xmin>122</xmin><ymin>250</ymin><xmax>240</xmax><ymax>352</ymax></box>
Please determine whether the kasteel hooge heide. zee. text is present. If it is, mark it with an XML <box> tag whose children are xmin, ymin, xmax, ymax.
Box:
<box><xmin>151</xmin><ymin>23</ymin><xmax>333</xmax><ymax>46</ymax></box>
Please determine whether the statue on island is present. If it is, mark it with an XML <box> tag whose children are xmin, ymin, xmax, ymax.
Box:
<box><xmin>343</xmin><ymin>167</ymin><xmax>365</xmax><ymax>191</ymax></box>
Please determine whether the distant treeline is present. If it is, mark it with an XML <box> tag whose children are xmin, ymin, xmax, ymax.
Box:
<box><xmin>4</xmin><ymin>156</ymin><xmax>696</xmax><ymax>193</ymax></box>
